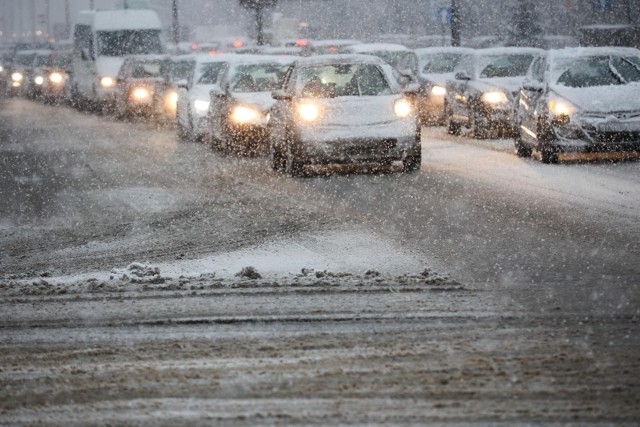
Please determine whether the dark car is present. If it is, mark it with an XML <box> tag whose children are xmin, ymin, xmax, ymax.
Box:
<box><xmin>114</xmin><ymin>55</ymin><xmax>173</xmax><ymax>120</ymax></box>
<box><xmin>42</xmin><ymin>50</ymin><xmax>74</xmax><ymax>104</ymax></box>
<box><xmin>208</xmin><ymin>55</ymin><xmax>295</xmax><ymax>155</ymax></box>
<box><xmin>515</xmin><ymin>47</ymin><xmax>640</xmax><ymax>163</ymax></box>
<box><xmin>445</xmin><ymin>47</ymin><xmax>543</xmax><ymax>138</ymax></box>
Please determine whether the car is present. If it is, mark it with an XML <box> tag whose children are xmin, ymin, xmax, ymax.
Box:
<box><xmin>8</xmin><ymin>50</ymin><xmax>38</xmax><ymax>97</ymax></box>
<box><xmin>208</xmin><ymin>54</ymin><xmax>296</xmax><ymax>155</ymax></box>
<box><xmin>175</xmin><ymin>54</ymin><xmax>233</xmax><ymax>141</ymax></box>
<box><xmin>27</xmin><ymin>50</ymin><xmax>54</xmax><ymax>100</ymax></box>
<box><xmin>414</xmin><ymin>47</ymin><xmax>475</xmax><ymax>125</ymax></box>
<box><xmin>114</xmin><ymin>55</ymin><xmax>174</xmax><ymax>120</ymax></box>
<box><xmin>268</xmin><ymin>54</ymin><xmax>421</xmax><ymax>175</ymax></box>
<box><xmin>42</xmin><ymin>50</ymin><xmax>74</xmax><ymax>104</ymax></box>
<box><xmin>445</xmin><ymin>47</ymin><xmax>543</xmax><ymax>138</ymax></box>
<box><xmin>514</xmin><ymin>47</ymin><xmax>640</xmax><ymax>163</ymax></box>
<box><xmin>338</xmin><ymin>43</ymin><xmax>418</xmax><ymax>85</ymax></box>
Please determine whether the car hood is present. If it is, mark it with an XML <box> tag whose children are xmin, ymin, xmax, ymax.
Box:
<box><xmin>473</xmin><ymin>76</ymin><xmax>526</xmax><ymax>97</ymax></box>
<box><xmin>306</xmin><ymin>94</ymin><xmax>405</xmax><ymax>127</ymax></box>
<box><xmin>232</xmin><ymin>92</ymin><xmax>277</xmax><ymax>113</ymax></box>
<box><xmin>190</xmin><ymin>84</ymin><xmax>219</xmax><ymax>102</ymax></box>
<box><xmin>552</xmin><ymin>84</ymin><xmax>640</xmax><ymax>114</ymax></box>
<box><xmin>96</xmin><ymin>57</ymin><xmax>125</xmax><ymax>79</ymax></box>
<box><xmin>419</xmin><ymin>72</ymin><xmax>454</xmax><ymax>87</ymax></box>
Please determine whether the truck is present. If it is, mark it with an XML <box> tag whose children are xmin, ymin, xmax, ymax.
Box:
<box><xmin>72</xmin><ymin>8</ymin><xmax>165</xmax><ymax>109</ymax></box>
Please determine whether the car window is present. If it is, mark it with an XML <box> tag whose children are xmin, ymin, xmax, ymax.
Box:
<box><xmin>298</xmin><ymin>63</ymin><xmax>392</xmax><ymax>97</ymax></box>
<box><xmin>196</xmin><ymin>62</ymin><xmax>226</xmax><ymax>85</ymax></box>
<box><xmin>479</xmin><ymin>54</ymin><xmax>534</xmax><ymax>78</ymax></box>
<box><xmin>421</xmin><ymin>53</ymin><xmax>468</xmax><ymax>74</ymax></box>
<box><xmin>556</xmin><ymin>55</ymin><xmax>640</xmax><ymax>87</ymax></box>
<box><xmin>230</xmin><ymin>64</ymin><xmax>290</xmax><ymax>93</ymax></box>
<box><xmin>171</xmin><ymin>60</ymin><xmax>194</xmax><ymax>82</ymax></box>
<box><xmin>130</xmin><ymin>60</ymin><xmax>165</xmax><ymax>78</ymax></box>
<box><xmin>531</xmin><ymin>57</ymin><xmax>546</xmax><ymax>82</ymax></box>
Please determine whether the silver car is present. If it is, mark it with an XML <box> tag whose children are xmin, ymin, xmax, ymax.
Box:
<box><xmin>268</xmin><ymin>55</ymin><xmax>421</xmax><ymax>175</ymax></box>
<box><xmin>515</xmin><ymin>47</ymin><xmax>640</xmax><ymax>163</ymax></box>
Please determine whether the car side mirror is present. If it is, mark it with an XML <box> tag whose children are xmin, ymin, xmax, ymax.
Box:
<box><xmin>455</xmin><ymin>71</ymin><xmax>471</xmax><ymax>81</ymax></box>
<box><xmin>210</xmin><ymin>88</ymin><xmax>226</xmax><ymax>98</ymax></box>
<box><xmin>176</xmin><ymin>79</ymin><xmax>188</xmax><ymax>89</ymax></box>
<box><xmin>272</xmin><ymin>89</ymin><xmax>292</xmax><ymax>100</ymax></box>
<box><xmin>522</xmin><ymin>80</ymin><xmax>544</xmax><ymax>92</ymax></box>
<box><xmin>402</xmin><ymin>83</ymin><xmax>421</xmax><ymax>96</ymax></box>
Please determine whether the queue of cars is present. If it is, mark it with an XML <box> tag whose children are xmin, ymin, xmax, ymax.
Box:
<box><xmin>4</xmin><ymin>30</ymin><xmax>639</xmax><ymax>169</ymax></box>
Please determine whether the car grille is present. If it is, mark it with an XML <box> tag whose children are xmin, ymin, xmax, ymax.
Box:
<box><xmin>345</xmin><ymin>139</ymin><xmax>396</xmax><ymax>156</ymax></box>
<box><xmin>585</xmin><ymin>130</ymin><xmax>640</xmax><ymax>144</ymax></box>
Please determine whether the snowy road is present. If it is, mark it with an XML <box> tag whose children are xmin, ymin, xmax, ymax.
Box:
<box><xmin>0</xmin><ymin>99</ymin><xmax>639</xmax><ymax>425</ymax></box>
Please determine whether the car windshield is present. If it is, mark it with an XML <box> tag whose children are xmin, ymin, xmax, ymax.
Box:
<box><xmin>171</xmin><ymin>61</ymin><xmax>194</xmax><ymax>81</ymax></box>
<box><xmin>420</xmin><ymin>53</ymin><xmax>468</xmax><ymax>73</ymax></box>
<box><xmin>479</xmin><ymin>54</ymin><xmax>534</xmax><ymax>78</ymax></box>
<box><xmin>555</xmin><ymin>55</ymin><xmax>640</xmax><ymax>87</ymax></box>
<box><xmin>230</xmin><ymin>63</ymin><xmax>289</xmax><ymax>92</ymax></box>
<box><xmin>196</xmin><ymin>62</ymin><xmax>226</xmax><ymax>85</ymax></box>
<box><xmin>52</xmin><ymin>56</ymin><xmax>73</xmax><ymax>70</ymax></box>
<box><xmin>298</xmin><ymin>63</ymin><xmax>392</xmax><ymax>97</ymax></box>
<box><xmin>130</xmin><ymin>60</ymin><xmax>165</xmax><ymax>78</ymax></box>
<box><xmin>97</xmin><ymin>30</ymin><xmax>163</xmax><ymax>56</ymax></box>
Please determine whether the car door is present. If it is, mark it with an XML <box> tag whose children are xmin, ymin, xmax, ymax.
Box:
<box><xmin>517</xmin><ymin>55</ymin><xmax>547</xmax><ymax>143</ymax></box>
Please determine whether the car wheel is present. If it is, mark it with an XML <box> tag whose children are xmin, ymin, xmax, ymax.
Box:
<box><xmin>469</xmin><ymin>103</ymin><xmax>487</xmax><ymax>139</ymax></box>
<box><xmin>514</xmin><ymin>128</ymin><xmax>532</xmax><ymax>158</ymax></box>
<box><xmin>402</xmin><ymin>144</ymin><xmax>422</xmax><ymax>173</ymax></box>
<box><xmin>445</xmin><ymin>101</ymin><xmax>461</xmax><ymax>135</ymax></box>
<box><xmin>540</xmin><ymin>145</ymin><xmax>559</xmax><ymax>164</ymax></box>
<box><xmin>284</xmin><ymin>139</ymin><xmax>305</xmax><ymax>177</ymax></box>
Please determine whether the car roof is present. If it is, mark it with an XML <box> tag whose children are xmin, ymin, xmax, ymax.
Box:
<box><xmin>292</xmin><ymin>54</ymin><xmax>388</xmax><ymax>67</ymax></box>
<box><xmin>474</xmin><ymin>47</ymin><xmax>545</xmax><ymax>56</ymax></box>
<box><xmin>344</xmin><ymin>43</ymin><xmax>411</xmax><ymax>52</ymax></box>
<box><xmin>546</xmin><ymin>46</ymin><xmax>640</xmax><ymax>60</ymax></box>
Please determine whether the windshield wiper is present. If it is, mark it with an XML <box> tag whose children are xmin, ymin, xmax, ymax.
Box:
<box><xmin>608</xmin><ymin>56</ymin><xmax>627</xmax><ymax>84</ymax></box>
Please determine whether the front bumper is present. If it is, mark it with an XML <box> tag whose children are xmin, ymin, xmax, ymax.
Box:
<box><xmin>298</xmin><ymin>120</ymin><xmax>418</xmax><ymax>164</ymax></box>
<box><xmin>550</xmin><ymin>118</ymin><xmax>640</xmax><ymax>157</ymax></box>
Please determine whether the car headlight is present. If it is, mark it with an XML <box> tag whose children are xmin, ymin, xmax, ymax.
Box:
<box><xmin>0</xmin><ymin>65</ymin><xmax>4</xmax><ymax>72</ymax></box>
<box><xmin>548</xmin><ymin>98</ymin><xmax>575</xmax><ymax>117</ymax></box>
<box><xmin>194</xmin><ymin>99</ymin><xmax>210</xmax><ymax>114</ymax></box>
<box><xmin>49</xmin><ymin>72</ymin><xmax>64</xmax><ymax>84</ymax></box>
<box><xmin>481</xmin><ymin>91</ymin><xmax>509</xmax><ymax>104</ymax></box>
<box><xmin>132</xmin><ymin>87</ymin><xmax>151</xmax><ymax>100</ymax></box>
<box><xmin>297</xmin><ymin>103</ymin><xmax>320</xmax><ymax>122</ymax></box>
<box><xmin>431</xmin><ymin>85</ymin><xmax>446</xmax><ymax>96</ymax></box>
<box><xmin>100</xmin><ymin>76</ymin><xmax>115</xmax><ymax>88</ymax></box>
<box><xmin>166</xmin><ymin>90</ymin><xmax>178</xmax><ymax>110</ymax></box>
<box><xmin>231</xmin><ymin>105</ymin><xmax>262</xmax><ymax>124</ymax></box>
<box><xmin>12</xmin><ymin>72</ymin><xmax>23</xmax><ymax>82</ymax></box>
<box><xmin>34</xmin><ymin>76</ymin><xmax>44</xmax><ymax>85</ymax></box>
<box><xmin>394</xmin><ymin>99</ymin><xmax>412</xmax><ymax>118</ymax></box>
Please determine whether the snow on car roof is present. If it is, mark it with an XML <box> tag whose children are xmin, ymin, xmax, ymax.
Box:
<box><xmin>414</xmin><ymin>47</ymin><xmax>475</xmax><ymax>56</ymax></box>
<box><xmin>311</xmin><ymin>39</ymin><xmax>361</xmax><ymax>47</ymax></box>
<box><xmin>226</xmin><ymin>54</ymin><xmax>297</xmax><ymax>67</ymax></box>
<box><xmin>344</xmin><ymin>43</ymin><xmax>411</xmax><ymax>53</ymax></box>
<box><xmin>292</xmin><ymin>54</ymin><xmax>388</xmax><ymax>67</ymax></box>
<box><xmin>474</xmin><ymin>47</ymin><xmax>545</xmax><ymax>57</ymax></box>
<box><xmin>546</xmin><ymin>46</ymin><xmax>640</xmax><ymax>60</ymax></box>
<box><xmin>81</xmin><ymin>10</ymin><xmax>162</xmax><ymax>31</ymax></box>
<box><xmin>126</xmin><ymin>54</ymin><xmax>170</xmax><ymax>62</ymax></box>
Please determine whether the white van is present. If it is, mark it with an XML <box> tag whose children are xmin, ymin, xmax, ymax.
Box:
<box><xmin>72</xmin><ymin>9</ymin><xmax>165</xmax><ymax>108</ymax></box>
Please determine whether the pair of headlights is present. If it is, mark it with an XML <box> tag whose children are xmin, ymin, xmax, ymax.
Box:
<box><xmin>295</xmin><ymin>99</ymin><xmax>414</xmax><ymax>123</ymax></box>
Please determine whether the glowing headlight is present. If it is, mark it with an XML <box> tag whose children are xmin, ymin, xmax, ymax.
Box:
<box><xmin>132</xmin><ymin>87</ymin><xmax>151</xmax><ymax>100</ymax></box>
<box><xmin>549</xmin><ymin>99</ymin><xmax>575</xmax><ymax>116</ymax></box>
<box><xmin>394</xmin><ymin>99</ymin><xmax>412</xmax><ymax>118</ymax></box>
<box><xmin>297</xmin><ymin>103</ymin><xmax>319</xmax><ymax>122</ymax></box>
<box><xmin>100</xmin><ymin>76</ymin><xmax>115</xmax><ymax>88</ymax></box>
<box><xmin>194</xmin><ymin>99</ymin><xmax>210</xmax><ymax>113</ymax></box>
<box><xmin>12</xmin><ymin>72</ymin><xmax>23</xmax><ymax>82</ymax></box>
<box><xmin>0</xmin><ymin>65</ymin><xmax>4</xmax><ymax>72</ymax></box>
<box><xmin>34</xmin><ymin>76</ymin><xmax>44</xmax><ymax>85</ymax></box>
<box><xmin>166</xmin><ymin>91</ymin><xmax>178</xmax><ymax>109</ymax></box>
<box><xmin>481</xmin><ymin>91</ymin><xmax>509</xmax><ymax>104</ymax></box>
<box><xmin>431</xmin><ymin>85</ymin><xmax>446</xmax><ymax>96</ymax></box>
<box><xmin>232</xmin><ymin>105</ymin><xmax>261</xmax><ymax>124</ymax></box>
<box><xmin>49</xmin><ymin>72</ymin><xmax>64</xmax><ymax>84</ymax></box>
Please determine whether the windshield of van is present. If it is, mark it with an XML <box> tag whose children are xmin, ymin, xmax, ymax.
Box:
<box><xmin>97</xmin><ymin>30</ymin><xmax>163</xmax><ymax>56</ymax></box>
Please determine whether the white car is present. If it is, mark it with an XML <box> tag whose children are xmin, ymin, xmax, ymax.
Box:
<box><xmin>175</xmin><ymin>54</ymin><xmax>236</xmax><ymax>141</ymax></box>
<box><xmin>268</xmin><ymin>55</ymin><xmax>421</xmax><ymax>175</ymax></box>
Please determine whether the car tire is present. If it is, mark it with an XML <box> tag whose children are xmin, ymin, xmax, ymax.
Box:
<box><xmin>540</xmin><ymin>145</ymin><xmax>559</xmax><ymax>164</ymax></box>
<box><xmin>402</xmin><ymin>144</ymin><xmax>422</xmax><ymax>173</ymax></box>
<box><xmin>469</xmin><ymin>103</ymin><xmax>487</xmax><ymax>139</ymax></box>
<box><xmin>284</xmin><ymin>139</ymin><xmax>305</xmax><ymax>177</ymax></box>
<box><xmin>445</xmin><ymin>101</ymin><xmax>461</xmax><ymax>135</ymax></box>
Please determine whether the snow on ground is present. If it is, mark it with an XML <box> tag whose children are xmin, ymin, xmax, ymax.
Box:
<box><xmin>10</xmin><ymin>228</ymin><xmax>430</xmax><ymax>286</ymax></box>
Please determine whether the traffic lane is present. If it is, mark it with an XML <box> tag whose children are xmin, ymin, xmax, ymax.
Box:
<box><xmin>302</xmin><ymin>129</ymin><xmax>639</xmax><ymax>313</ymax></box>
